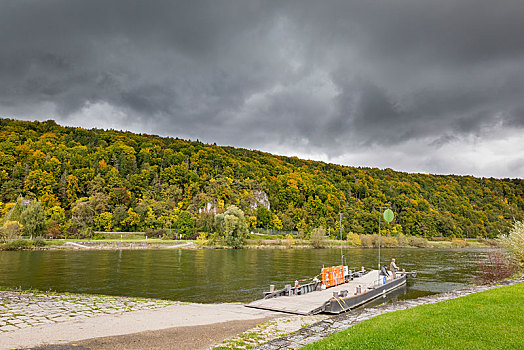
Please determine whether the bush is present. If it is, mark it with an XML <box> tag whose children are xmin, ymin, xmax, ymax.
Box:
<box><xmin>161</xmin><ymin>230</ymin><xmax>176</xmax><ymax>240</ymax></box>
<box><xmin>359</xmin><ymin>233</ymin><xmax>427</xmax><ymax>248</ymax></box>
<box><xmin>498</xmin><ymin>220</ymin><xmax>524</xmax><ymax>267</ymax></box>
<box><xmin>408</xmin><ymin>235</ymin><xmax>429</xmax><ymax>248</ymax></box>
<box><xmin>346</xmin><ymin>232</ymin><xmax>361</xmax><ymax>247</ymax></box>
<box><xmin>359</xmin><ymin>234</ymin><xmax>382</xmax><ymax>247</ymax></box>
<box><xmin>146</xmin><ymin>228</ymin><xmax>166</xmax><ymax>238</ymax></box>
<box><xmin>45</xmin><ymin>224</ymin><xmax>63</xmax><ymax>239</ymax></box>
<box><xmin>382</xmin><ymin>235</ymin><xmax>399</xmax><ymax>247</ymax></box>
<box><xmin>196</xmin><ymin>232</ymin><xmax>208</xmax><ymax>245</ymax></box>
<box><xmin>451</xmin><ymin>238</ymin><xmax>469</xmax><ymax>248</ymax></box>
<box><xmin>283</xmin><ymin>234</ymin><xmax>295</xmax><ymax>247</ymax></box>
<box><xmin>0</xmin><ymin>221</ymin><xmax>23</xmax><ymax>240</ymax></box>
<box><xmin>359</xmin><ymin>234</ymin><xmax>373</xmax><ymax>247</ymax></box>
<box><xmin>92</xmin><ymin>231</ymin><xmax>105</xmax><ymax>240</ymax></box>
<box><xmin>65</xmin><ymin>226</ymin><xmax>79</xmax><ymax>239</ymax></box>
<box><xmin>397</xmin><ymin>233</ymin><xmax>410</xmax><ymax>247</ymax></box>
<box><xmin>2</xmin><ymin>239</ymin><xmax>34</xmax><ymax>250</ymax></box>
<box><xmin>478</xmin><ymin>238</ymin><xmax>499</xmax><ymax>247</ymax></box>
<box><xmin>310</xmin><ymin>227</ymin><xmax>327</xmax><ymax>248</ymax></box>
<box><xmin>206</xmin><ymin>232</ymin><xmax>224</xmax><ymax>246</ymax></box>
<box><xmin>33</xmin><ymin>237</ymin><xmax>47</xmax><ymax>247</ymax></box>
<box><xmin>80</xmin><ymin>227</ymin><xmax>94</xmax><ymax>239</ymax></box>
<box><xmin>475</xmin><ymin>249</ymin><xmax>517</xmax><ymax>284</ymax></box>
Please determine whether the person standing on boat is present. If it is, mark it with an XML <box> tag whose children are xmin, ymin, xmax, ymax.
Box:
<box><xmin>390</xmin><ymin>258</ymin><xmax>399</xmax><ymax>279</ymax></box>
<box><xmin>380</xmin><ymin>264</ymin><xmax>389</xmax><ymax>284</ymax></box>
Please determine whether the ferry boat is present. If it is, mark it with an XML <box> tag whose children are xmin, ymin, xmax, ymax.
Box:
<box><xmin>246</xmin><ymin>266</ymin><xmax>416</xmax><ymax>315</ymax></box>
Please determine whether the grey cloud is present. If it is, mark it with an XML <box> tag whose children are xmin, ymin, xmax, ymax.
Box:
<box><xmin>0</xmin><ymin>0</ymin><xmax>523</xmax><ymax>177</ymax></box>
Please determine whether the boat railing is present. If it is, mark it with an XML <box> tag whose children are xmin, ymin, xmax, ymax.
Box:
<box><xmin>263</xmin><ymin>268</ymin><xmax>372</xmax><ymax>299</ymax></box>
<box><xmin>373</xmin><ymin>270</ymin><xmax>417</xmax><ymax>288</ymax></box>
<box><xmin>263</xmin><ymin>280</ymin><xmax>321</xmax><ymax>299</ymax></box>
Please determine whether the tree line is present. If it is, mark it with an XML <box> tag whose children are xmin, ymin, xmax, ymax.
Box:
<box><xmin>0</xmin><ymin>118</ymin><xmax>522</xmax><ymax>243</ymax></box>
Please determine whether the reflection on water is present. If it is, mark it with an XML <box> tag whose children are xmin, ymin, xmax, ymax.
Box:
<box><xmin>0</xmin><ymin>248</ymin><xmax>488</xmax><ymax>303</ymax></box>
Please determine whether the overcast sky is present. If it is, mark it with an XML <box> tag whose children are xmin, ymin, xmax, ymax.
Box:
<box><xmin>1</xmin><ymin>1</ymin><xmax>523</xmax><ymax>178</ymax></box>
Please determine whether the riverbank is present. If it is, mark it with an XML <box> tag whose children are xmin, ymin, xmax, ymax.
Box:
<box><xmin>0</xmin><ymin>237</ymin><xmax>494</xmax><ymax>251</ymax></box>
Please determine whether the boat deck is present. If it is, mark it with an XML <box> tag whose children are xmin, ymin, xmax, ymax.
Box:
<box><xmin>246</xmin><ymin>270</ymin><xmax>382</xmax><ymax>315</ymax></box>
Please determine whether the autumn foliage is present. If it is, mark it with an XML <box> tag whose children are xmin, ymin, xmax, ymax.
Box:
<box><xmin>0</xmin><ymin>118</ymin><xmax>522</xmax><ymax>239</ymax></box>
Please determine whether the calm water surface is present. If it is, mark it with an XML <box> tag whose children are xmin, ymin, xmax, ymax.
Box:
<box><xmin>0</xmin><ymin>248</ymin><xmax>487</xmax><ymax>303</ymax></box>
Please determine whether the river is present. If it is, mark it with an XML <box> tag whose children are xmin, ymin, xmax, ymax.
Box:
<box><xmin>0</xmin><ymin>248</ymin><xmax>487</xmax><ymax>303</ymax></box>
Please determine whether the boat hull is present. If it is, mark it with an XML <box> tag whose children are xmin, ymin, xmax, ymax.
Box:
<box><xmin>323</xmin><ymin>275</ymin><xmax>407</xmax><ymax>314</ymax></box>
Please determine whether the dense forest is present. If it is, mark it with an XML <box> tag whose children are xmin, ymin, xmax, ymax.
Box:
<box><xmin>0</xmin><ymin>118</ymin><xmax>522</xmax><ymax>240</ymax></box>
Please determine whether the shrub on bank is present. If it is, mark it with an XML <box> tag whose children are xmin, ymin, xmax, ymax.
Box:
<box><xmin>396</xmin><ymin>233</ymin><xmax>410</xmax><ymax>247</ymax></box>
<box><xmin>359</xmin><ymin>233</ymin><xmax>429</xmax><ymax>248</ymax></box>
<box><xmin>498</xmin><ymin>220</ymin><xmax>524</xmax><ymax>267</ymax></box>
<box><xmin>0</xmin><ymin>221</ymin><xmax>23</xmax><ymax>240</ymax></box>
<box><xmin>196</xmin><ymin>232</ymin><xmax>208</xmax><ymax>245</ymax></box>
<box><xmin>359</xmin><ymin>234</ymin><xmax>373</xmax><ymax>247</ymax></box>
<box><xmin>283</xmin><ymin>234</ymin><xmax>295</xmax><ymax>247</ymax></box>
<box><xmin>382</xmin><ymin>235</ymin><xmax>399</xmax><ymax>247</ymax></box>
<box><xmin>475</xmin><ymin>248</ymin><xmax>517</xmax><ymax>284</ymax></box>
<box><xmin>1</xmin><ymin>238</ymin><xmax>48</xmax><ymax>250</ymax></box>
<box><xmin>451</xmin><ymin>238</ymin><xmax>469</xmax><ymax>248</ymax></box>
<box><xmin>346</xmin><ymin>231</ymin><xmax>361</xmax><ymax>246</ymax></box>
<box><xmin>310</xmin><ymin>228</ymin><xmax>327</xmax><ymax>248</ymax></box>
<box><xmin>407</xmin><ymin>235</ymin><xmax>429</xmax><ymax>248</ymax></box>
<box><xmin>359</xmin><ymin>234</ymin><xmax>395</xmax><ymax>248</ymax></box>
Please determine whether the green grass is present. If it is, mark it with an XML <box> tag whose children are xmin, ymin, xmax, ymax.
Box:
<box><xmin>303</xmin><ymin>282</ymin><xmax>524</xmax><ymax>350</ymax></box>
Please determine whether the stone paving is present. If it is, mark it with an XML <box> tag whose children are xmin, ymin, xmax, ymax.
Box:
<box><xmin>0</xmin><ymin>290</ymin><xmax>175</xmax><ymax>333</ymax></box>
<box><xmin>254</xmin><ymin>275</ymin><xmax>524</xmax><ymax>349</ymax></box>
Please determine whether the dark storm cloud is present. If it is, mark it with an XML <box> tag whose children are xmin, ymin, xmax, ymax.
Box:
<box><xmin>1</xmin><ymin>0</ymin><xmax>523</xmax><ymax>177</ymax></box>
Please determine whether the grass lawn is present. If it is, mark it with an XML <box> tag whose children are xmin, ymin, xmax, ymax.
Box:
<box><xmin>303</xmin><ymin>282</ymin><xmax>524</xmax><ymax>350</ymax></box>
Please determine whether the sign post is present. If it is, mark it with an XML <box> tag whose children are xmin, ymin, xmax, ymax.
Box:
<box><xmin>378</xmin><ymin>207</ymin><xmax>395</xmax><ymax>285</ymax></box>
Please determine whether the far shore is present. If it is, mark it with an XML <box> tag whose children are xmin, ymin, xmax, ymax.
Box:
<box><xmin>0</xmin><ymin>236</ymin><xmax>496</xmax><ymax>251</ymax></box>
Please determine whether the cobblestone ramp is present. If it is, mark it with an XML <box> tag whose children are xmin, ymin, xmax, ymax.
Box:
<box><xmin>0</xmin><ymin>291</ymin><xmax>174</xmax><ymax>332</ymax></box>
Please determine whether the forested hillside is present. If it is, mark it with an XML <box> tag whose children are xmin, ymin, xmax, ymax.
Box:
<box><xmin>0</xmin><ymin>118</ymin><xmax>522</xmax><ymax>239</ymax></box>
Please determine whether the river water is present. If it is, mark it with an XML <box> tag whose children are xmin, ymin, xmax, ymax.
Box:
<box><xmin>0</xmin><ymin>248</ymin><xmax>488</xmax><ymax>303</ymax></box>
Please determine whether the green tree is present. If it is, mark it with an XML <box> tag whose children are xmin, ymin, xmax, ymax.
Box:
<box><xmin>256</xmin><ymin>206</ymin><xmax>271</xmax><ymax>228</ymax></box>
<box><xmin>65</xmin><ymin>174</ymin><xmax>80</xmax><ymax>208</ymax></box>
<box><xmin>270</xmin><ymin>213</ymin><xmax>283</xmax><ymax>231</ymax></box>
<box><xmin>20</xmin><ymin>201</ymin><xmax>46</xmax><ymax>237</ymax></box>
<box><xmin>215</xmin><ymin>205</ymin><xmax>248</xmax><ymax>248</ymax></box>
<box><xmin>176</xmin><ymin>210</ymin><xmax>195</xmax><ymax>237</ymax></box>
<box><xmin>145</xmin><ymin>207</ymin><xmax>158</xmax><ymax>229</ymax></box>
<box><xmin>94</xmin><ymin>212</ymin><xmax>113</xmax><ymax>231</ymax></box>
<box><xmin>1</xmin><ymin>221</ymin><xmax>23</xmax><ymax>240</ymax></box>
<box><xmin>71</xmin><ymin>201</ymin><xmax>95</xmax><ymax>229</ymax></box>
<box><xmin>122</xmin><ymin>208</ymin><xmax>140</xmax><ymax>231</ymax></box>
<box><xmin>112</xmin><ymin>205</ymin><xmax>128</xmax><ymax>230</ymax></box>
